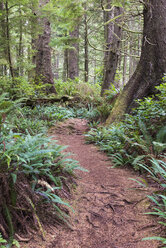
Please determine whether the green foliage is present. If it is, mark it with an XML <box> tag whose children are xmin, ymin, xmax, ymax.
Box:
<box><xmin>86</xmin><ymin>82</ymin><xmax>166</xmax><ymax>170</ymax></box>
<box><xmin>0</xmin><ymin>76</ymin><xmax>52</xmax><ymax>99</ymax></box>
<box><xmin>0</xmin><ymin>97</ymin><xmax>89</xmax><ymax>244</ymax></box>
<box><xmin>55</xmin><ymin>79</ymin><xmax>101</xmax><ymax>102</ymax></box>
<box><xmin>135</xmin><ymin>156</ymin><xmax>166</xmax><ymax>247</ymax></box>
<box><xmin>0</xmin><ymin>232</ymin><xmax>20</xmax><ymax>248</ymax></box>
<box><xmin>0</xmin><ymin>124</ymin><xmax>82</xmax><ymax>243</ymax></box>
<box><xmin>0</xmin><ymin>232</ymin><xmax>7</xmax><ymax>247</ymax></box>
<box><xmin>96</xmin><ymin>101</ymin><xmax>113</xmax><ymax>121</ymax></box>
<box><xmin>86</xmin><ymin>80</ymin><xmax>166</xmax><ymax>246</ymax></box>
<box><xmin>103</xmin><ymin>84</ymin><xmax>120</xmax><ymax>102</ymax></box>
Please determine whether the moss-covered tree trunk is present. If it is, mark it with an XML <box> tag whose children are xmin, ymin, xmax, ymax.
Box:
<box><xmin>101</xmin><ymin>2</ymin><xmax>123</xmax><ymax>96</ymax></box>
<box><xmin>84</xmin><ymin>6</ymin><xmax>89</xmax><ymax>83</ymax></box>
<box><xmin>68</xmin><ymin>26</ymin><xmax>79</xmax><ymax>80</ymax></box>
<box><xmin>106</xmin><ymin>0</ymin><xmax>166</xmax><ymax>124</ymax></box>
<box><xmin>35</xmin><ymin>0</ymin><xmax>56</xmax><ymax>94</ymax></box>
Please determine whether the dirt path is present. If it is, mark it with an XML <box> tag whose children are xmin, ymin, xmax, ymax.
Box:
<box><xmin>26</xmin><ymin>119</ymin><xmax>159</xmax><ymax>248</ymax></box>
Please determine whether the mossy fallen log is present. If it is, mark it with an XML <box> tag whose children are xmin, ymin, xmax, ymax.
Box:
<box><xmin>25</xmin><ymin>95</ymin><xmax>74</xmax><ymax>107</ymax></box>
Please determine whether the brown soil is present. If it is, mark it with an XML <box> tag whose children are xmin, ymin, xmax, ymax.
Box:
<box><xmin>24</xmin><ymin>119</ymin><xmax>160</xmax><ymax>248</ymax></box>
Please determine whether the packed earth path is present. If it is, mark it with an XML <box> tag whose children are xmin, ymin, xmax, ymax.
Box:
<box><xmin>26</xmin><ymin>119</ymin><xmax>159</xmax><ymax>248</ymax></box>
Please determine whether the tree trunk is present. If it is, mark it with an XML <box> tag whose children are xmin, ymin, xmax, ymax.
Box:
<box><xmin>63</xmin><ymin>48</ymin><xmax>68</xmax><ymax>81</ymax></box>
<box><xmin>122</xmin><ymin>32</ymin><xmax>127</xmax><ymax>86</ymax></box>
<box><xmin>35</xmin><ymin>0</ymin><xmax>56</xmax><ymax>94</ymax></box>
<box><xmin>4</xmin><ymin>1</ymin><xmax>14</xmax><ymax>78</ymax></box>
<box><xmin>0</xmin><ymin>2</ymin><xmax>7</xmax><ymax>66</ymax></box>
<box><xmin>84</xmin><ymin>5</ymin><xmax>89</xmax><ymax>82</ymax></box>
<box><xmin>101</xmin><ymin>3</ymin><xmax>123</xmax><ymax>96</ymax></box>
<box><xmin>106</xmin><ymin>0</ymin><xmax>166</xmax><ymax>124</ymax></box>
<box><xmin>53</xmin><ymin>51</ymin><xmax>59</xmax><ymax>80</ymax></box>
<box><xmin>18</xmin><ymin>5</ymin><xmax>24</xmax><ymax>76</ymax></box>
<box><xmin>68</xmin><ymin>26</ymin><xmax>79</xmax><ymax>80</ymax></box>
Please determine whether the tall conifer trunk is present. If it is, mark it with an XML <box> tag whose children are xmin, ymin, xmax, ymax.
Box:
<box><xmin>101</xmin><ymin>1</ymin><xmax>123</xmax><ymax>96</ymax></box>
<box><xmin>106</xmin><ymin>0</ymin><xmax>166</xmax><ymax>124</ymax></box>
<box><xmin>68</xmin><ymin>26</ymin><xmax>79</xmax><ymax>80</ymax></box>
<box><xmin>84</xmin><ymin>4</ymin><xmax>89</xmax><ymax>82</ymax></box>
<box><xmin>35</xmin><ymin>0</ymin><xmax>56</xmax><ymax>94</ymax></box>
<box><xmin>4</xmin><ymin>1</ymin><xmax>14</xmax><ymax>78</ymax></box>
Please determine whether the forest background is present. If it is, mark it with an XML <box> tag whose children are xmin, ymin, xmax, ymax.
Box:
<box><xmin>0</xmin><ymin>0</ymin><xmax>166</xmax><ymax>247</ymax></box>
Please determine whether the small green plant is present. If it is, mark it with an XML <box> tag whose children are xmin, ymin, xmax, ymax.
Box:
<box><xmin>133</xmin><ymin>155</ymin><xmax>166</xmax><ymax>247</ymax></box>
<box><xmin>0</xmin><ymin>232</ymin><xmax>7</xmax><ymax>248</ymax></box>
<box><xmin>103</xmin><ymin>84</ymin><xmax>120</xmax><ymax>102</ymax></box>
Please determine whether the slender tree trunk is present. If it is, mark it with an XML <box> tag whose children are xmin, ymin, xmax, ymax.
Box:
<box><xmin>84</xmin><ymin>5</ymin><xmax>89</xmax><ymax>82</ymax></box>
<box><xmin>63</xmin><ymin>49</ymin><xmax>68</xmax><ymax>81</ymax></box>
<box><xmin>4</xmin><ymin>65</ymin><xmax>7</xmax><ymax>76</ymax></box>
<box><xmin>68</xmin><ymin>26</ymin><xmax>79</xmax><ymax>80</ymax></box>
<box><xmin>5</xmin><ymin>1</ymin><xmax>14</xmax><ymax>78</ymax></box>
<box><xmin>122</xmin><ymin>52</ymin><xmax>127</xmax><ymax>86</ymax></box>
<box><xmin>18</xmin><ymin>6</ymin><xmax>24</xmax><ymax>76</ymax></box>
<box><xmin>53</xmin><ymin>51</ymin><xmax>59</xmax><ymax>80</ymax></box>
<box><xmin>101</xmin><ymin>3</ymin><xmax>123</xmax><ymax>95</ymax></box>
<box><xmin>106</xmin><ymin>0</ymin><xmax>166</xmax><ymax>124</ymax></box>
<box><xmin>122</xmin><ymin>32</ymin><xmax>127</xmax><ymax>86</ymax></box>
<box><xmin>101</xmin><ymin>0</ymin><xmax>113</xmax><ymax>95</ymax></box>
<box><xmin>129</xmin><ymin>26</ymin><xmax>133</xmax><ymax>78</ymax></box>
<box><xmin>94</xmin><ymin>50</ymin><xmax>97</xmax><ymax>83</ymax></box>
<box><xmin>0</xmin><ymin>2</ymin><xmax>6</xmax><ymax>66</ymax></box>
<box><xmin>35</xmin><ymin>0</ymin><xmax>56</xmax><ymax>94</ymax></box>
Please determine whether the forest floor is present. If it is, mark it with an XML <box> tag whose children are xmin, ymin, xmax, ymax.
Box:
<box><xmin>24</xmin><ymin>119</ymin><xmax>160</xmax><ymax>248</ymax></box>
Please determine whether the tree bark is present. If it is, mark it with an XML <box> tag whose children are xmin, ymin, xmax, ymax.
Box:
<box><xmin>63</xmin><ymin>48</ymin><xmax>68</xmax><ymax>81</ymax></box>
<box><xmin>84</xmin><ymin>5</ymin><xmax>89</xmax><ymax>82</ymax></box>
<box><xmin>18</xmin><ymin>5</ymin><xmax>24</xmax><ymax>76</ymax></box>
<box><xmin>101</xmin><ymin>3</ymin><xmax>123</xmax><ymax>96</ymax></box>
<box><xmin>106</xmin><ymin>0</ymin><xmax>166</xmax><ymax>124</ymax></box>
<box><xmin>3</xmin><ymin>1</ymin><xmax>14</xmax><ymax>78</ymax></box>
<box><xmin>53</xmin><ymin>51</ymin><xmax>59</xmax><ymax>80</ymax></box>
<box><xmin>35</xmin><ymin>0</ymin><xmax>56</xmax><ymax>94</ymax></box>
<box><xmin>68</xmin><ymin>26</ymin><xmax>79</xmax><ymax>80</ymax></box>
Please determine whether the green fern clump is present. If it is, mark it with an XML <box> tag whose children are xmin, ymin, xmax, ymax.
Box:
<box><xmin>0</xmin><ymin>131</ymin><xmax>82</xmax><ymax>244</ymax></box>
<box><xmin>86</xmin><ymin>124</ymin><xmax>125</xmax><ymax>154</ymax></box>
<box><xmin>134</xmin><ymin>155</ymin><xmax>166</xmax><ymax>246</ymax></box>
<box><xmin>0</xmin><ymin>96</ymin><xmax>86</xmax><ymax>245</ymax></box>
<box><xmin>6</xmin><ymin>105</ymin><xmax>77</xmax><ymax>134</ymax></box>
<box><xmin>86</xmin><ymin>80</ymin><xmax>166</xmax><ymax>245</ymax></box>
<box><xmin>73</xmin><ymin>104</ymin><xmax>100</xmax><ymax>122</ymax></box>
<box><xmin>55</xmin><ymin>79</ymin><xmax>101</xmax><ymax>101</ymax></box>
<box><xmin>86</xmin><ymin>82</ymin><xmax>166</xmax><ymax>170</ymax></box>
<box><xmin>41</xmin><ymin>105</ymin><xmax>75</xmax><ymax>122</ymax></box>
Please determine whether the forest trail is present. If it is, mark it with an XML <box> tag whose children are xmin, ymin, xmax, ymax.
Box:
<box><xmin>26</xmin><ymin>119</ymin><xmax>159</xmax><ymax>248</ymax></box>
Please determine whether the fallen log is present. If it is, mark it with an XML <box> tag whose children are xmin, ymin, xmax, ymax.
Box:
<box><xmin>24</xmin><ymin>95</ymin><xmax>74</xmax><ymax>107</ymax></box>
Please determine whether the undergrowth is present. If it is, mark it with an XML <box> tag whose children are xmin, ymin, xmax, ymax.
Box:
<box><xmin>86</xmin><ymin>82</ymin><xmax>166</xmax><ymax>170</ymax></box>
<box><xmin>86</xmin><ymin>81</ymin><xmax>166</xmax><ymax>246</ymax></box>
<box><xmin>0</xmin><ymin>94</ymin><xmax>90</xmax><ymax>247</ymax></box>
